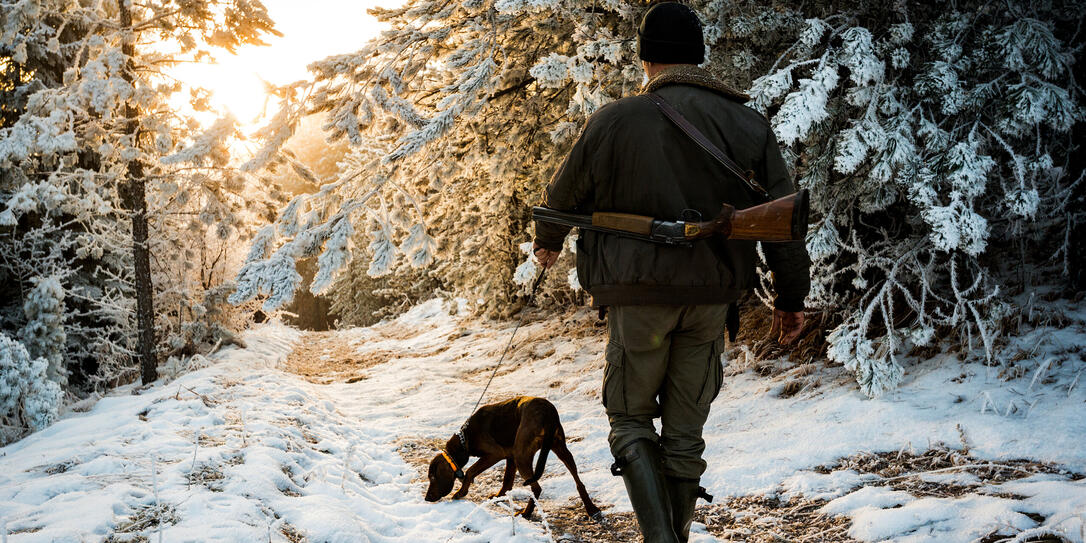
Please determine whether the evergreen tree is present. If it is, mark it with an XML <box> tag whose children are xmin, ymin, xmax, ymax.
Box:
<box><xmin>19</xmin><ymin>275</ymin><xmax>66</xmax><ymax>387</ymax></box>
<box><xmin>0</xmin><ymin>0</ymin><xmax>281</xmax><ymax>395</ymax></box>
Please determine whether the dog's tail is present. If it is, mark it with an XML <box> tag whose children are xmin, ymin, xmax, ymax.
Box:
<box><xmin>525</xmin><ymin>423</ymin><xmax>558</xmax><ymax>486</ymax></box>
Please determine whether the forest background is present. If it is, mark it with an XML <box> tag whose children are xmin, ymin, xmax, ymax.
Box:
<box><xmin>0</xmin><ymin>0</ymin><xmax>1083</xmax><ymax>443</ymax></box>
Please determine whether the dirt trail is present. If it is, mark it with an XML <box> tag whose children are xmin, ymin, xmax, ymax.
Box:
<box><xmin>280</xmin><ymin>330</ymin><xmax>390</xmax><ymax>384</ymax></box>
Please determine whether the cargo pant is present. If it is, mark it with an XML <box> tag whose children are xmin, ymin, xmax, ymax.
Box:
<box><xmin>603</xmin><ymin>304</ymin><xmax>728</xmax><ymax>479</ymax></box>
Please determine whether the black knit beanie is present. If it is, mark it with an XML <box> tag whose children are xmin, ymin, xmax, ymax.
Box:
<box><xmin>638</xmin><ymin>2</ymin><xmax>704</xmax><ymax>64</ymax></box>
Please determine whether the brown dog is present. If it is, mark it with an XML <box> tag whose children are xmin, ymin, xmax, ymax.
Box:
<box><xmin>424</xmin><ymin>396</ymin><xmax>600</xmax><ymax>519</ymax></box>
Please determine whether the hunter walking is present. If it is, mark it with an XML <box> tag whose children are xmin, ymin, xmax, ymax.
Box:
<box><xmin>532</xmin><ymin>3</ymin><xmax>811</xmax><ymax>541</ymax></box>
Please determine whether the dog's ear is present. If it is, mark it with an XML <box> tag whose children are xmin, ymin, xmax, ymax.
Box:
<box><xmin>425</xmin><ymin>453</ymin><xmax>456</xmax><ymax>500</ymax></box>
<box><xmin>427</xmin><ymin>454</ymin><xmax>440</xmax><ymax>477</ymax></box>
<box><xmin>445</xmin><ymin>435</ymin><xmax>460</xmax><ymax>452</ymax></box>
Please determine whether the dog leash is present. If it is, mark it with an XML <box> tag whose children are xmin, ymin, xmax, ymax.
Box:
<box><xmin>469</xmin><ymin>267</ymin><xmax>549</xmax><ymax>415</ymax></box>
<box><xmin>442</xmin><ymin>268</ymin><xmax>548</xmax><ymax>481</ymax></box>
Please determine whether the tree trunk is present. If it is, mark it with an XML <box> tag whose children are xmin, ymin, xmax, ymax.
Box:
<box><xmin>120</xmin><ymin>2</ymin><xmax>157</xmax><ymax>384</ymax></box>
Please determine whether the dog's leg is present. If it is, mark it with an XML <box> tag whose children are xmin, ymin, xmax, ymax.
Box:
<box><xmin>513</xmin><ymin>452</ymin><xmax>543</xmax><ymax>519</ymax></box>
<box><xmin>452</xmin><ymin>455</ymin><xmax>501</xmax><ymax>499</ymax></box>
<box><xmin>553</xmin><ymin>434</ymin><xmax>602</xmax><ymax>519</ymax></box>
<box><xmin>490</xmin><ymin>457</ymin><xmax>516</xmax><ymax>499</ymax></box>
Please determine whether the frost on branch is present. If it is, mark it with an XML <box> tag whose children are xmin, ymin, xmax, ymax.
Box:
<box><xmin>827</xmin><ymin>323</ymin><xmax>903</xmax><ymax>398</ymax></box>
<box><xmin>311</xmin><ymin>218</ymin><xmax>354</xmax><ymax>294</ymax></box>
<box><xmin>400</xmin><ymin>224</ymin><xmax>437</xmax><ymax>269</ymax></box>
<box><xmin>161</xmin><ymin>116</ymin><xmax>238</xmax><ymax>167</ymax></box>
<box><xmin>530</xmin><ymin>53</ymin><xmax>571</xmax><ymax>88</ymax></box>
<box><xmin>366</xmin><ymin>221</ymin><xmax>397</xmax><ymax>279</ymax></box>
<box><xmin>230</xmin><ymin>248</ymin><xmax>304</xmax><ymax>313</ymax></box>
<box><xmin>924</xmin><ymin>194</ymin><xmax>990</xmax><ymax>257</ymax></box>
<box><xmin>773</xmin><ymin>61</ymin><xmax>838</xmax><ymax>145</ymax></box>
<box><xmin>748</xmin><ymin>67</ymin><xmax>793</xmax><ymax>114</ymax></box>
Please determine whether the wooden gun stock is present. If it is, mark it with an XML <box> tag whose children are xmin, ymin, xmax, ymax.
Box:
<box><xmin>685</xmin><ymin>189</ymin><xmax>809</xmax><ymax>242</ymax></box>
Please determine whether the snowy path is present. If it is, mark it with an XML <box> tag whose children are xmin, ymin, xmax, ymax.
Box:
<box><xmin>0</xmin><ymin>323</ymin><xmax>555</xmax><ymax>542</ymax></box>
<box><xmin>1</xmin><ymin>300</ymin><xmax>1085</xmax><ymax>542</ymax></box>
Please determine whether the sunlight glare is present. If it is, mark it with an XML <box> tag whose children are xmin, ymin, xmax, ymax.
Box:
<box><xmin>169</xmin><ymin>0</ymin><xmax>392</xmax><ymax>134</ymax></box>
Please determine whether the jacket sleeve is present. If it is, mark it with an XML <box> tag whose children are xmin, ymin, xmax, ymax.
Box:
<box><xmin>759</xmin><ymin>127</ymin><xmax>811</xmax><ymax>312</ymax></box>
<box><xmin>533</xmin><ymin>116</ymin><xmax>602</xmax><ymax>252</ymax></box>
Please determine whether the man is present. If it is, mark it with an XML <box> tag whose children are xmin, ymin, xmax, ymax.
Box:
<box><xmin>532</xmin><ymin>3</ymin><xmax>811</xmax><ymax>542</ymax></box>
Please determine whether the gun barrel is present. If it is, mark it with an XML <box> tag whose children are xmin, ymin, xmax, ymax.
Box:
<box><xmin>533</xmin><ymin>207</ymin><xmax>691</xmax><ymax>245</ymax></box>
<box><xmin>531</xmin><ymin>207</ymin><xmax>661</xmax><ymax>240</ymax></box>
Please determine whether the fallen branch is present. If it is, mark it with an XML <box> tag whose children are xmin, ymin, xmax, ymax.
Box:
<box><xmin>879</xmin><ymin>462</ymin><xmax>1038</xmax><ymax>482</ymax></box>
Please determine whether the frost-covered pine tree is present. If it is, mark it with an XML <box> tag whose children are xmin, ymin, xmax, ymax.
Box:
<box><xmin>1</xmin><ymin>0</ymin><xmax>281</xmax><ymax>392</ymax></box>
<box><xmin>19</xmin><ymin>275</ymin><xmax>66</xmax><ymax>387</ymax></box>
<box><xmin>234</xmin><ymin>0</ymin><xmax>1082</xmax><ymax>395</ymax></box>
<box><xmin>0</xmin><ymin>333</ymin><xmax>62</xmax><ymax>443</ymax></box>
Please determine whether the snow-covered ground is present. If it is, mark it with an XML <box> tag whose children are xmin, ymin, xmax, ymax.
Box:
<box><xmin>1</xmin><ymin>300</ymin><xmax>1084</xmax><ymax>542</ymax></box>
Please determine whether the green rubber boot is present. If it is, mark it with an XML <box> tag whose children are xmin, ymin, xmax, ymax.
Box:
<box><xmin>611</xmin><ymin>439</ymin><xmax>680</xmax><ymax>543</ymax></box>
<box><xmin>665</xmin><ymin>476</ymin><xmax>714</xmax><ymax>542</ymax></box>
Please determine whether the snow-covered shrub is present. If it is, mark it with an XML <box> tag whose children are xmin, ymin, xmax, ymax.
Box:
<box><xmin>744</xmin><ymin>3</ymin><xmax>1082</xmax><ymax>395</ymax></box>
<box><xmin>0</xmin><ymin>333</ymin><xmax>62</xmax><ymax>443</ymax></box>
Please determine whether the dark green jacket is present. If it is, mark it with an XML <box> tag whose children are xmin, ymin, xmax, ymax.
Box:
<box><xmin>534</xmin><ymin>65</ymin><xmax>810</xmax><ymax>311</ymax></box>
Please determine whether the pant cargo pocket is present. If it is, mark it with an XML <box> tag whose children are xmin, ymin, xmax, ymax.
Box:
<box><xmin>696</xmin><ymin>337</ymin><xmax>725</xmax><ymax>407</ymax></box>
<box><xmin>603</xmin><ymin>340</ymin><xmax>626</xmax><ymax>415</ymax></box>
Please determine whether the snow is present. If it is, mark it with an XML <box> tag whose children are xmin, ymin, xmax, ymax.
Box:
<box><xmin>779</xmin><ymin>470</ymin><xmax>875</xmax><ymax>502</ymax></box>
<box><xmin>1</xmin><ymin>301</ymin><xmax>1084</xmax><ymax>542</ymax></box>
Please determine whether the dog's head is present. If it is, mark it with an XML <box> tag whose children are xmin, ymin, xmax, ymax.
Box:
<box><xmin>424</xmin><ymin>452</ymin><xmax>457</xmax><ymax>501</ymax></box>
<box><xmin>425</xmin><ymin>435</ymin><xmax>467</xmax><ymax>502</ymax></box>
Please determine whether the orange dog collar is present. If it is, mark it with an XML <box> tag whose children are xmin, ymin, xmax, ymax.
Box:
<box><xmin>441</xmin><ymin>450</ymin><xmax>465</xmax><ymax>480</ymax></box>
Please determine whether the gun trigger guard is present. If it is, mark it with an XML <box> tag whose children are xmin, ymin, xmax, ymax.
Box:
<box><xmin>680</xmin><ymin>209</ymin><xmax>702</xmax><ymax>222</ymax></box>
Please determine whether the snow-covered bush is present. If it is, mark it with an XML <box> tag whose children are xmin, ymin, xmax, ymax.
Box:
<box><xmin>744</xmin><ymin>3</ymin><xmax>1083</xmax><ymax>396</ymax></box>
<box><xmin>0</xmin><ymin>333</ymin><xmax>62</xmax><ymax>443</ymax></box>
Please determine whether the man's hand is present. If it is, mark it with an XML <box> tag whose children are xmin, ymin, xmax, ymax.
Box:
<box><xmin>769</xmin><ymin>309</ymin><xmax>804</xmax><ymax>345</ymax></box>
<box><xmin>533</xmin><ymin>242</ymin><xmax>560</xmax><ymax>269</ymax></box>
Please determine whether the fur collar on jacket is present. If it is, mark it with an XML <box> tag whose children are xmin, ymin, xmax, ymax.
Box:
<box><xmin>641</xmin><ymin>64</ymin><xmax>750</xmax><ymax>102</ymax></box>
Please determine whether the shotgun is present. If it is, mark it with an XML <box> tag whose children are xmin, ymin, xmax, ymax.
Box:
<box><xmin>532</xmin><ymin>189</ymin><xmax>809</xmax><ymax>246</ymax></box>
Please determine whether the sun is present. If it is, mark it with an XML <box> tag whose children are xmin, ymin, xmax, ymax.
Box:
<box><xmin>168</xmin><ymin>0</ymin><xmax>391</xmax><ymax>135</ymax></box>
<box><xmin>172</xmin><ymin>61</ymin><xmax>272</xmax><ymax>129</ymax></box>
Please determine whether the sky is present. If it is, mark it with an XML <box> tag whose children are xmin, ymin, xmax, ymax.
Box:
<box><xmin>169</xmin><ymin>0</ymin><xmax>394</xmax><ymax>131</ymax></box>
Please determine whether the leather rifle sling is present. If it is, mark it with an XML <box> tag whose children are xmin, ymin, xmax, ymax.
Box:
<box><xmin>647</xmin><ymin>92</ymin><xmax>765</xmax><ymax>343</ymax></box>
<box><xmin>646</xmin><ymin>92</ymin><xmax>770</xmax><ymax>200</ymax></box>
